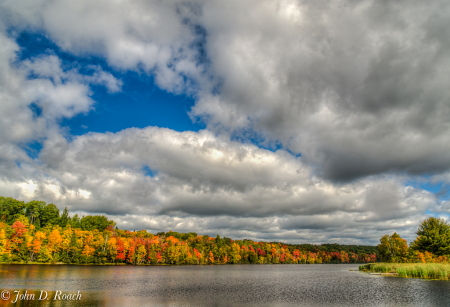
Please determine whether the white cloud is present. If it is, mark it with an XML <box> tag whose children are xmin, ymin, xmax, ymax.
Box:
<box><xmin>3</xmin><ymin>0</ymin><xmax>449</xmax><ymax>180</ymax></box>
<box><xmin>0</xmin><ymin>127</ymin><xmax>438</xmax><ymax>243</ymax></box>
<box><xmin>0</xmin><ymin>31</ymin><xmax>121</xmax><ymax>145</ymax></box>
<box><xmin>0</xmin><ymin>0</ymin><xmax>448</xmax><ymax>243</ymax></box>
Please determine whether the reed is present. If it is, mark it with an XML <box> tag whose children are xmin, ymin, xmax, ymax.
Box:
<box><xmin>359</xmin><ymin>263</ymin><xmax>450</xmax><ymax>280</ymax></box>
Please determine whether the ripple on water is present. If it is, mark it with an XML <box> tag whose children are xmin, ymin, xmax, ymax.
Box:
<box><xmin>0</xmin><ymin>264</ymin><xmax>449</xmax><ymax>307</ymax></box>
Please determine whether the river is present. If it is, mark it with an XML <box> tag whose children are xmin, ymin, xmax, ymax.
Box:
<box><xmin>0</xmin><ymin>264</ymin><xmax>449</xmax><ymax>306</ymax></box>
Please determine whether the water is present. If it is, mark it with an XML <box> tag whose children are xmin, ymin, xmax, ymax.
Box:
<box><xmin>0</xmin><ymin>264</ymin><xmax>449</xmax><ymax>306</ymax></box>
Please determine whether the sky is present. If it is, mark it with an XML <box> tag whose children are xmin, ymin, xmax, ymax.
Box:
<box><xmin>1</xmin><ymin>0</ymin><xmax>450</xmax><ymax>245</ymax></box>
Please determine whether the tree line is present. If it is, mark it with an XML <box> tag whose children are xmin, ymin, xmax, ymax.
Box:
<box><xmin>0</xmin><ymin>196</ymin><xmax>377</xmax><ymax>265</ymax></box>
<box><xmin>378</xmin><ymin>217</ymin><xmax>450</xmax><ymax>263</ymax></box>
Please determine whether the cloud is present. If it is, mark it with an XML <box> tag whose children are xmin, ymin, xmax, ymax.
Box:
<box><xmin>0</xmin><ymin>0</ymin><xmax>448</xmax><ymax>243</ymax></box>
<box><xmin>0</xmin><ymin>127</ymin><xmax>439</xmax><ymax>243</ymax></box>
<box><xmin>20</xmin><ymin>54</ymin><xmax>122</xmax><ymax>118</ymax></box>
<box><xmin>1</xmin><ymin>0</ymin><xmax>208</xmax><ymax>95</ymax></box>
<box><xmin>0</xmin><ymin>32</ymin><xmax>121</xmax><ymax>144</ymax></box>
<box><xmin>3</xmin><ymin>0</ymin><xmax>450</xmax><ymax>181</ymax></box>
<box><xmin>195</xmin><ymin>0</ymin><xmax>450</xmax><ymax>181</ymax></box>
<box><xmin>0</xmin><ymin>29</ymin><xmax>122</xmax><ymax>205</ymax></box>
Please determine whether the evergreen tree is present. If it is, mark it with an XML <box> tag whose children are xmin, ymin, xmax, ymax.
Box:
<box><xmin>70</xmin><ymin>214</ymin><xmax>81</xmax><ymax>228</ymax></box>
<box><xmin>59</xmin><ymin>207</ymin><xmax>70</xmax><ymax>227</ymax></box>
<box><xmin>411</xmin><ymin>217</ymin><xmax>450</xmax><ymax>256</ymax></box>
<box><xmin>39</xmin><ymin>204</ymin><xmax>60</xmax><ymax>228</ymax></box>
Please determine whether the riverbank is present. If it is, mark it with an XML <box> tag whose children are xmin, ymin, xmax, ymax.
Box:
<box><xmin>359</xmin><ymin>263</ymin><xmax>450</xmax><ymax>280</ymax></box>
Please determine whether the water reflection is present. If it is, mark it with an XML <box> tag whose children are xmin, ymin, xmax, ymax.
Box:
<box><xmin>0</xmin><ymin>264</ymin><xmax>449</xmax><ymax>306</ymax></box>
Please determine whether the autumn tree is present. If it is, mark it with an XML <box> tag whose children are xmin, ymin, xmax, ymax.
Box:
<box><xmin>208</xmin><ymin>250</ymin><xmax>214</xmax><ymax>264</ymax></box>
<box><xmin>10</xmin><ymin>221</ymin><xmax>28</xmax><ymax>260</ymax></box>
<box><xmin>48</xmin><ymin>228</ymin><xmax>63</xmax><ymax>261</ymax></box>
<box><xmin>0</xmin><ymin>196</ymin><xmax>380</xmax><ymax>265</ymax></box>
<box><xmin>0</xmin><ymin>225</ymin><xmax>11</xmax><ymax>261</ymax></box>
<box><xmin>29</xmin><ymin>231</ymin><xmax>46</xmax><ymax>262</ymax></box>
<box><xmin>377</xmin><ymin>232</ymin><xmax>408</xmax><ymax>263</ymax></box>
<box><xmin>229</xmin><ymin>243</ymin><xmax>241</xmax><ymax>264</ymax></box>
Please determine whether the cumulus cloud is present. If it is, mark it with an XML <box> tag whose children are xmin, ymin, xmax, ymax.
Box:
<box><xmin>0</xmin><ymin>28</ymin><xmax>121</xmax><ymax>203</ymax></box>
<box><xmin>0</xmin><ymin>0</ymin><xmax>448</xmax><ymax>243</ymax></box>
<box><xmin>1</xmin><ymin>0</ymin><xmax>208</xmax><ymax>95</ymax></box>
<box><xmin>3</xmin><ymin>0</ymin><xmax>449</xmax><ymax>181</ymax></box>
<box><xmin>0</xmin><ymin>32</ymin><xmax>121</xmax><ymax>142</ymax></box>
<box><xmin>0</xmin><ymin>127</ymin><xmax>439</xmax><ymax>243</ymax></box>
<box><xmin>196</xmin><ymin>0</ymin><xmax>450</xmax><ymax>181</ymax></box>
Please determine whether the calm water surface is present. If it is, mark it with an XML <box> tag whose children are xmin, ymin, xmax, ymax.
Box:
<box><xmin>0</xmin><ymin>264</ymin><xmax>449</xmax><ymax>306</ymax></box>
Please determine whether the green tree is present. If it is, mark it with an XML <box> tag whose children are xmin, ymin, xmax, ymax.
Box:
<box><xmin>59</xmin><ymin>207</ymin><xmax>70</xmax><ymax>228</ymax></box>
<box><xmin>181</xmin><ymin>232</ymin><xmax>197</xmax><ymax>240</ymax></box>
<box><xmin>166</xmin><ymin>231</ymin><xmax>182</xmax><ymax>239</ymax></box>
<box><xmin>25</xmin><ymin>200</ymin><xmax>45</xmax><ymax>227</ymax></box>
<box><xmin>39</xmin><ymin>204</ymin><xmax>60</xmax><ymax>228</ymax></box>
<box><xmin>69</xmin><ymin>230</ymin><xmax>80</xmax><ymax>263</ymax></box>
<box><xmin>80</xmin><ymin>215</ymin><xmax>115</xmax><ymax>231</ymax></box>
<box><xmin>215</xmin><ymin>234</ymin><xmax>223</xmax><ymax>248</ymax></box>
<box><xmin>377</xmin><ymin>232</ymin><xmax>408</xmax><ymax>263</ymax></box>
<box><xmin>0</xmin><ymin>197</ymin><xmax>26</xmax><ymax>224</ymax></box>
<box><xmin>70</xmin><ymin>214</ymin><xmax>81</xmax><ymax>228</ymax></box>
<box><xmin>411</xmin><ymin>217</ymin><xmax>450</xmax><ymax>256</ymax></box>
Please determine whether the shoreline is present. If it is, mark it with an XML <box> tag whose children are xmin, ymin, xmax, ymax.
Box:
<box><xmin>0</xmin><ymin>262</ymin><xmax>371</xmax><ymax>266</ymax></box>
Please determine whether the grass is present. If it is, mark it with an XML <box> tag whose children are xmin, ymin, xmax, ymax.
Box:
<box><xmin>359</xmin><ymin>263</ymin><xmax>450</xmax><ymax>280</ymax></box>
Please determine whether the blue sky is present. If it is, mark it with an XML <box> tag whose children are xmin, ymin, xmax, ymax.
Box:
<box><xmin>1</xmin><ymin>0</ymin><xmax>450</xmax><ymax>244</ymax></box>
<box><xmin>19</xmin><ymin>31</ymin><xmax>205</xmax><ymax>136</ymax></box>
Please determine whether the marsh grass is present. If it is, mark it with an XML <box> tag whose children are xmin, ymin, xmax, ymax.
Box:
<box><xmin>359</xmin><ymin>263</ymin><xmax>450</xmax><ymax>280</ymax></box>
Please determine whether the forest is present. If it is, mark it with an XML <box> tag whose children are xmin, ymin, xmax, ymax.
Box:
<box><xmin>0</xmin><ymin>196</ymin><xmax>377</xmax><ymax>265</ymax></box>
